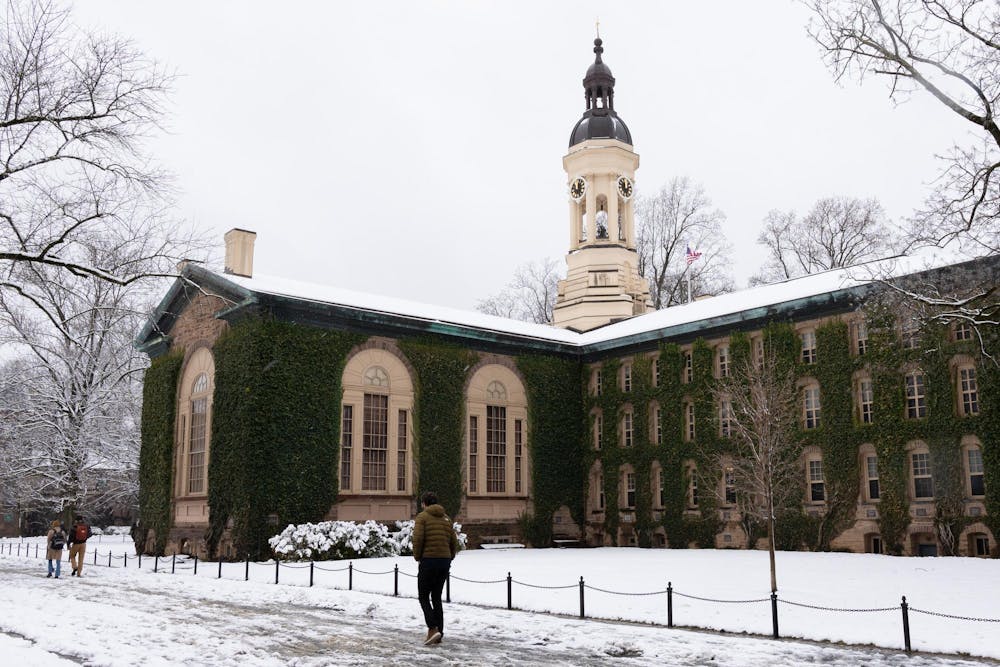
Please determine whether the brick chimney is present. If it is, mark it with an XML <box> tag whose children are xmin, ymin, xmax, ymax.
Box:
<box><xmin>223</xmin><ymin>228</ymin><xmax>256</xmax><ymax>278</ymax></box>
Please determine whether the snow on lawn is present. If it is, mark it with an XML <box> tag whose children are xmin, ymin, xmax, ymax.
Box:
<box><xmin>1</xmin><ymin>538</ymin><xmax>998</xmax><ymax>665</ymax></box>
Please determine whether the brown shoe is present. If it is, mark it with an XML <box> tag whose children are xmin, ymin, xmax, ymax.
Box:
<box><xmin>423</xmin><ymin>628</ymin><xmax>442</xmax><ymax>646</ymax></box>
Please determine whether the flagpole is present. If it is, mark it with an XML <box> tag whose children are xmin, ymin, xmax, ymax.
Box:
<box><xmin>687</xmin><ymin>274</ymin><xmax>691</xmax><ymax>304</ymax></box>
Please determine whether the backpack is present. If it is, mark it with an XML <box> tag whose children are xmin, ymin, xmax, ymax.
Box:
<box><xmin>50</xmin><ymin>531</ymin><xmax>65</xmax><ymax>550</ymax></box>
<box><xmin>74</xmin><ymin>524</ymin><xmax>88</xmax><ymax>542</ymax></box>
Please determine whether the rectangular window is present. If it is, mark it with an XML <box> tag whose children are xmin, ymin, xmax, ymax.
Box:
<box><xmin>469</xmin><ymin>415</ymin><xmax>478</xmax><ymax>493</ymax></box>
<box><xmin>852</xmin><ymin>321</ymin><xmax>868</xmax><ymax>356</ymax></box>
<box><xmin>188</xmin><ymin>398</ymin><xmax>207</xmax><ymax>494</ymax></box>
<box><xmin>684</xmin><ymin>351</ymin><xmax>693</xmax><ymax>384</ymax></box>
<box><xmin>719</xmin><ymin>399</ymin><xmax>733</xmax><ymax>438</ymax></box>
<box><xmin>724</xmin><ymin>468</ymin><xmax>736</xmax><ymax>505</ymax></box>
<box><xmin>866</xmin><ymin>455</ymin><xmax>880</xmax><ymax>500</ymax></box>
<box><xmin>658</xmin><ymin>469</ymin><xmax>665</xmax><ymax>507</ymax></box>
<box><xmin>959</xmin><ymin>367</ymin><xmax>979</xmax><ymax>416</ymax></box>
<box><xmin>688</xmin><ymin>466</ymin><xmax>699</xmax><ymax>508</ymax></box>
<box><xmin>594</xmin><ymin>369</ymin><xmax>602</xmax><ymax>397</ymax></box>
<box><xmin>974</xmin><ymin>535</ymin><xmax>989</xmax><ymax>556</ymax></box>
<box><xmin>859</xmin><ymin>379</ymin><xmax>874</xmax><ymax>424</ymax></box>
<box><xmin>623</xmin><ymin>364</ymin><xmax>632</xmax><ymax>392</ymax></box>
<box><xmin>969</xmin><ymin>449</ymin><xmax>985</xmax><ymax>497</ymax></box>
<box><xmin>623</xmin><ymin>413</ymin><xmax>633</xmax><ymax>447</ymax></box>
<box><xmin>685</xmin><ymin>403</ymin><xmax>696</xmax><ymax>442</ymax></box>
<box><xmin>598</xmin><ymin>473</ymin><xmax>605</xmax><ymax>509</ymax></box>
<box><xmin>801</xmin><ymin>331</ymin><xmax>817</xmax><ymax>364</ymax></box>
<box><xmin>397</xmin><ymin>410</ymin><xmax>408</xmax><ymax>492</ymax></box>
<box><xmin>912</xmin><ymin>452</ymin><xmax>933</xmax><ymax>499</ymax></box>
<box><xmin>809</xmin><ymin>459</ymin><xmax>825</xmax><ymax>502</ymax></box>
<box><xmin>901</xmin><ymin>320</ymin><xmax>920</xmax><ymax>349</ymax></box>
<box><xmin>905</xmin><ymin>373</ymin><xmax>926</xmax><ymax>419</ymax></box>
<box><xmin>593</xmin><ymin>414</ymin><xmax>602</xmax><ymax>450</ymax></box>
<box><xmin>653</xmin><ymin>405</ymin><xmax>662</xmax><ymax>445</ymax></box>
<box><xmin>804</xmin><ymin>386</ymin><xmax>821</xmax><ymax>429</ymax></box>
<box><xmin>486</xmin><ymin>405</ymin><xmax>507</xmax><ymax>493</ymax></box>
<box><xmin>362</xmin><ymin>394</ymin><xmax>388</xmax><ymax>491</ymax></box>
<box><xmin>626</xmin><ymin>472</ymin><xmax>636</xmax><ymax>507</ymax></box>
<box><xmin>340</xmin><ymin>405</ymin><xmax>353</xmax><ymax>490</ymax></box>
<box><xmin>514</xmin><ymin>419</ymin><xmax>523</xmax><ymax>494</ymax></box>
<box><xmin>717</xmin><ymin>345</ymin><xmax>730</xmax><ymax>378</ymax></box>
<box><xmin>753</xmin><ymin>337</ymin><xmax>764</xmax><ymax>371</ymax></box>
<box><xmin>652</xmin><ymin>358</ymin><xmax>660</xmax><ymax>387</ymax></box>
<box><xmin>954</xmin><ymin>322</ymin><xmax>972</xmax><ymax>341</ymax></box>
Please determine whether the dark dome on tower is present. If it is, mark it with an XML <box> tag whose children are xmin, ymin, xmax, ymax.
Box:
<box><xmin>569</xmin><ymin>38</ymin><xmax>632</xmax><ymax>147</ymax></box>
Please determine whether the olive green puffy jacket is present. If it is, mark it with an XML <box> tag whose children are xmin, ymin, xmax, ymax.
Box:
<box><xmin>412</xmin><ymin>504</ymin><xmax>458</xmax><ymax>560</ymax></box>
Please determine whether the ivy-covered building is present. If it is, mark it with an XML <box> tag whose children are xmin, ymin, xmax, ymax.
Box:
<box><xmin>137</xmin><ymin>39</ymin><xmax>999</xmax><ymax>559</ymax></box>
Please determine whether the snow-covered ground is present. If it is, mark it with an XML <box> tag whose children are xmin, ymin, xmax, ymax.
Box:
<box><xmin>0</xmin><ymin>538</ymin><xmax>997</xmax><ymax>665</ymax></box>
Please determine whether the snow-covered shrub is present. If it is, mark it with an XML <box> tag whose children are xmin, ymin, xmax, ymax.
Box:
<box><xmin>269</xmin><ymin>520</ymin><xmax>400</xmax><ymax>561</ymax></box>
<box><xmin>390</xmin><ymin>520</ymin><xmax>467</xmax><ymax>555</ymax></box>
<box><xmin>101</xmin><ymin>525</ymin><xmax>132</xmax><ymax>536</ymax></box>
<box><xmin>269</xmin><ymin>520</ymin><xmax>468</xmax><ymax>561</ymax></box>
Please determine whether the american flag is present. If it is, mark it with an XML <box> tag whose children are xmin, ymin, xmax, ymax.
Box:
<box><xmin>685</xmin><ymin>245</ymin><xmax>702</xmax><ymax>265</ymax></box>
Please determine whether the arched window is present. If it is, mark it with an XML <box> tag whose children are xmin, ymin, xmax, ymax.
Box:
<box><xmin>176</xmin><ymin>348</ymin><xmax>215</xmax><ymax>499</ymax></box>
<box><xmin>467</xmin><ymin>364</ymin><xmax>529</xmax><ymax>498</ymax></box>
<box><xmin>341</xmin><ymin>348</ymin><xmax>414</xmax><ymax>495</ymax></box>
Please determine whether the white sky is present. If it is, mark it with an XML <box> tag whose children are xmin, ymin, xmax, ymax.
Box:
<box><xmin>72</xmin><ymin>1</ymin><xmax>965</xmax><ymax>311</ymax></box>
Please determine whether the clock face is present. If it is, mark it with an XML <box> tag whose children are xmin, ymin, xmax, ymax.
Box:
<box><xmin>617</xmin><ymin>176</ymin><xmax>634</xmax><ymax>200</ymax></box>
<box><xmin>569</xmin><ymin>176</ymin><xmax>587</xmax><ymax>202</ymax></box>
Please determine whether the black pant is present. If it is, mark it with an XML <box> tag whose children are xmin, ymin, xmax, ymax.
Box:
<box><xmin>417</xmin><ymin>558</ymin><xmax>451</xmax><ymax>632</ymax></box>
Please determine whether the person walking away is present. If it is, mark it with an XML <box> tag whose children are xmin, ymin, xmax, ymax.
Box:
<box><xmin>412</xmin><ymin>491</ymin><xmax>458</xmax><ymax>646</ymax></box>
<box><xmin>46</xmin><ymin>520</ymin><xmax>67</xmax><ymax>578</ymax></box>
<box><xmin>68</xmin><ymin>515</ymin><xmax>92</xmax><ymax>576</ymax></box>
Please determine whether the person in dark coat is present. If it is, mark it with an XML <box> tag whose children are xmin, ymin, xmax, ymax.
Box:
<box><xmin>412</xmin><ymin>491</ymin><xmax>458</xmax><ymax>646</ymax></box>
<box><xmin>45</xmin><ymin>519</ymin><xmax>67</xmax><ymax>578</ymax></box>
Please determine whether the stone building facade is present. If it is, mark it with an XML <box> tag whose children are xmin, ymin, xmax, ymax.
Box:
<box><xmin>137</xmin><ymin>39</ymin><xmax>998</xmax><ymax>558</ymax></box>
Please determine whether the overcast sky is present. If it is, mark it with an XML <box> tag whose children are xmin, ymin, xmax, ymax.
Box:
<box><xmin>73</xmin><ymin>1</ymin><xmax>965</xmax><ymax>311</ymax></box>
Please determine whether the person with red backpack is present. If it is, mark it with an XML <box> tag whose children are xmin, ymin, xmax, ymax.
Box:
<box><xmin>68</xmin><ymin>515</ymin><xmax>92</xmax><ymax>577</ymax></box>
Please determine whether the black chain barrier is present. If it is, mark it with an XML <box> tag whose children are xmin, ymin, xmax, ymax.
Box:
<box><xmin>1</xmin><ymin>541</ymin><xmax>997</xmax><ymax>657</ymax></box>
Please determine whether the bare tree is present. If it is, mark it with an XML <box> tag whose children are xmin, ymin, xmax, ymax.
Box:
<box><xmin>752</xmin><ymin>196</ymin><xmax>896</xmax><ymax>285</ymax></box>
<box><xmin>807</xmin><ymin>0</ymin><xmax>999</xmax><ymax>329</ymax></box>
<box><xmin>0</xmin><ymin>0</ymin><xmax>190</xmax><ymax>305</ymax></box>
<box><xmin>477</xmin><ymin>257</ymin><xmax>562</xmax><ymax>324</ymax></box>
<box><xmin>634</xmin><ymin>177</ymin><xmax>734</xmax><ymax>308</ymax></box>
<box><xmin>707</xmin><ymin>344</ymin><xmax>801</xmax><ymax>593</ymax></box>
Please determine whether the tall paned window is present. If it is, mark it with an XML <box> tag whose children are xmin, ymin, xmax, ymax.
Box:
<box><xmin>486</xmin><ymin>404</ymin><xmax>507</xmax><ymax>493</ymax></box>
<box><xmin>803</xmin><ymin>386</ymin><xmax>821</xmax><ymax>429</ymax></box>
<box><xmin>687</xmin><ymin>464</ymin><xmax>699</xmax><ymax>508</ymax></box>
<box><xmin>865</xmin><ymin>454</ymin><xmax>880</xmax><ymax>501</ymax></box>
<box><xmin>968</xmin><ymin>448</ymin><xmax>985</xmax><ymax>497</ymax></box>
<box><xmin>341</xmin><ymin>406</ymin><xmax>354</xmax><ymax>489</ymax></box>
<box><xmin>724</xmin><ymin>468</ymin><xmax>736</xmax><ymax>505</ymax></box>
<box><xmin>362</xmin><ymin>393</ymin><xmax>389</xmax><ymax>490</ymax></box>
<box><xmin>852</xmin><ymin>320</ymin><xmax>868</xmax><ymax>356</ymax></box>
<box><xmin>598</xmin><ymin>473</ymin><xmax>605</xmax><ymax>509</ymax></box>
<box><xmin>340</xmin><ymin>351</ymin><xmax>415</xmax><ymax>497</ymax></box>
<box><xmin>808</xmin><ymin>459</ymin><xmax>825</xmax><ymax>502</ymax></box>
<box><xmin>622</xmin><ymin>364</ymin><xmax>632</xmax><ymax>392</ymax></box>
<box><xmin>467</xmin><ymin>367</ymin><xmax>529</xmax><ymax>499</ymax></box>
<box><xmin>858</xmin><ymin>379</ymin><xmax>874</xmax><ymax>424</ymax></box>
<box><xmin>653</xmin><ymin>405</ymin><xmax>662</xmax><ymax>445</ymax></box>
<box><xmin>901</xmin><ymin>319</ymin><xmax>920</xmax><ymax>349</ymax></box>
<box><xmin>594</xmin><ymin>369</ymin><xmax>603</xmax><ymax>396</ymax></box>
<box><xmin>622</xmin><ymin>412</ymin><xmax>633</xmax><ymax>448</ymax></box>
<box><xmin>625</xmin><ymin>472</ymin><xmax>636</xmax><ymax>507</ymax></box>
<box><xmin>684</xmin><ymin>402</ymin><xmax>696</xmax><ymax>442</ymax></box>
<box><xmin>469</xmin><ymin>416</ymin><xmax>478</xmax><ymax>493</ymax></box>
<box><xmin>801</xmin><ymin>331</ymin><xmax>817</xmax><ymax>364</ymax></box>
<box><xmin>717</xmin><ymin>345</ymin><xmax>730</xmax><ymax>378</ymax></box>
<box><xmin>753</xmin><ymin>337</ymin><xmax>764</xmax><ymax>370</ymax></box>
<box><xmin>652</xmin><ymin>358</ymin><xmax>660</xmax><ymax>387</ymax></box>
<box><xmin>912</xmin><ymin>451</ymin><xmax>933</xmax><ymax>499</ymax></box>
<box><xmin>188</xmin><ymin>373</ymin><xmax>209</xmax><ymax>494</ymax></box>
<box><xmin>719</xmin><ymin>399</ymin><xmax>733</xmax><ymax>438</ymax></box>
<box><xmin>958</xmin><ymin>367</ymin><xmax>979</xmax><ymax>416</ymax></box>
<box><xmin>905</xmin><ymin>372</ymin><xmax>926</xmax><ymax>419</ymax></box>
<box><xmin>684</xmin><ymin>351</ymin><xmax>693</xmax><ymax>383</ymax></box>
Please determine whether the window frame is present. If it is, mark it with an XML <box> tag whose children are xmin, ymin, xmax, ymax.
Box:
<box><xmin>905</xmin><ymin>371</ymin><xmax>927</xmax><ymax>420</ymax></box>
<box><xmin>911</xmin><ymin>450</ymin><xmax>934</xmax><ymax>500</ymax></box>
<box><xmin>801</xmin><ymin>330</ymin><xmax>817</xmax><ymax>364</ymax></box>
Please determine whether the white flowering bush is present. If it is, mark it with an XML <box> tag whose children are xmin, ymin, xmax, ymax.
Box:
<box><xmin>268</xmin><ymin>520</ymin><xmax>399</xmax><ymax>561</ymax></box>
<box><xmin>268</xmin><ymin>520</ymin><xmax>468</xmax><ymax>561</ymax></box>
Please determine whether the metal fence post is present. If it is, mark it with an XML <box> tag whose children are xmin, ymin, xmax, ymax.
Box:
<box><xmin>275</xmin><ymin>559</ymin><xmax>279</xmax><ymax>585</ymax></box>
<box><xmin>171</xmin><ymin>554</ymin><xmax>176</xmax><ymax>574</ymax></box>
<box><xmin>579</xmin><ymin>576</ymin><xmax>585</xmax><ymax>619</ymax></box>
<box><xmin>394</xmin><ymin>564</ymin><xmax>399</xmax><ymax>597</ymax></box>
<box><xmin>901</xmin><ymin>596</ymin><xmax>911</xmax><ymax>653</ymax></box>
<box><xmin>348</xmin><ymin>562</ymin><xmax>353</xmax><ymax>590</ymax></box>
<box><xmin>17</xmin><ymin>543</ymin><xmax>20</xmax><ymax>557</ymax></box>
<box><xmin>507</xmin><ymin>572</ymin><xmax>513</xmax><ymax>610</ymax></box>
<box><xmin>35</xmin><ymin>544</ymin><xmax>39</xmax><ymax>558</ymax></box>
<box><xmin>193</xmin><ymin>555</ymin><xmax>198</xmax><ymax>576</ymax></box>
<box><xmin>446</xmin><ymin>572</ymin><xmax>451</xmax><ymax>603</ymax></box>
<box><xmin>108</xmin><ymin>552</ymin><xmax>112</xmax><ymax>568</ymax></box>
<box><xmin>667</xmin><ymin>581</ymin><xmax>673</xmax><ymax>628</ymax></box>
<box><xmin>93</xmin><ymin>550</ymin><xmax>97</xmax><ymax>565</ymax></box>
<box><xmin>771</xmin><ymin>592</ymin><xmax>779</xmax><ymax>639</ymax></box>
<box><xmin>138</xmin><ymin>553</ymin><xmax>142</xmax><ymax>569</ymax></box>
<box><xmin>124</xmin><ymin>553</ymin><xmax>127</xmax><ymax>569</ymax></box>
<box><xmin>217</xmin><ymin>555</ymin><xmax>222</xmax><ymax>579</ymax></box>
<box><xmin>245</xmin><ymin>554</ymin><xmax>250</xmax><ymax>581</ymax></box>
<box><xmin>309</xmin><ymin>561</ymin><xmax>314</xmax><ymax>588</ymax></box>
<box><xmin>154</xmin><ymin>555</ymin><xmax>158</xmax><ymax>573</ymax></box>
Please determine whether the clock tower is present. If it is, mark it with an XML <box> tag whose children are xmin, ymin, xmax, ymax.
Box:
<box><xmin>552</xmin><ymin>37</ymin><xmax>651</xmax><ymax>332</ymax></box>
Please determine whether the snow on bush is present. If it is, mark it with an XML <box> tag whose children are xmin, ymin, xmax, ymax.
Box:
<box><xmin>269</xmin><ymin>520</ymin><xmax>468</xmax><ymax>561</ymax></box>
